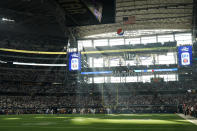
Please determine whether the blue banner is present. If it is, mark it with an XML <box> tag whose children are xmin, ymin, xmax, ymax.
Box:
<box><xmin>153</xmin><ymin>68</ymin><xmax>178</xmax><ymax>72</ymax></box>
<box><xmin>81</xmin><ymin>71</ymin><xmax>112</xmax><ymax>75</ymax></box>
<box><xmin>178</xmin><ymin>46</ymin><xmax>192</xmax><ymax>66</ymax></box>
<box><xmin>69</xmin><ymin>52</ymin><xmax>81</xmax><ymax>71</ymax></box>
<box><xmin>134</xmin><ymin>68</ymin><xmax>178</xmax><ymax>73</ymax></box>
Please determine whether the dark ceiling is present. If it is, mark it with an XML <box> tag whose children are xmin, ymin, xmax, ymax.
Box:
<box><xmin>57</xmin><ymin>0</ymin><xmax>115</xmax><ymax>26</ymax></box>
<box><xmin>0</xmin><ymin>0</ymin><xmax>115</xmax><ymax>38</ymax></box>
<box><xmin>0</xmin><ymin>0</ymin><xmax>63</xmax><ymax>37</ymax></box>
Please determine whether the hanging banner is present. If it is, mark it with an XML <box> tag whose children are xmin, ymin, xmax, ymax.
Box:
<box><xmin>82</xmin><ymin>0</ymin><xmax>103</xmax><ymax>22</ymax></box>
<box><xmin>178</xmin><ymin>46</ymin><xmax>192</xmax><ymax>66</ymax></box>
<box><xmin>69</xmin><ymin>52</ymin><xmax>81</xmax><ymax>71</ymax></box>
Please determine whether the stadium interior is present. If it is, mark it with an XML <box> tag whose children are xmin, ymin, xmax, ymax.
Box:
<box><xmin>0</xmin><ymin>0</ymin><xmax>197</xmax><ymax>131</ymax></box>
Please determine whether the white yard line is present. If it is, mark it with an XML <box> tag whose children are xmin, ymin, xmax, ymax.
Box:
<box><xmin>177</xmin><ymin>114</ymin><xmax>197</xmax><ymax>125</ymax></box>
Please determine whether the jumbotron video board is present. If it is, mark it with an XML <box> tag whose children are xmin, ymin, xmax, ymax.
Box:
<box><xmin>69</xmin><ymin>52</ymin><xmax>81</xmax><ymax>71</ymax></box>
<box><xmin>178</xmin><ymin>46</ymin><xmax>192</xmax><ymax>66</ymax></box>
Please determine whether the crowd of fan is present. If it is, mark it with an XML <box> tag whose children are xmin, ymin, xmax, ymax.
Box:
<box><xmin>0</xmin><ymin>83</ymin><xmax>77</xmax><ymax>94</ymax></box>
<box><xmin>0</xmin><ymin>94</ymin><xmax>196</xmax><ymax>115</ymax></box>
<box><xmin>0</xmin><ymin>33</ymin><xmax>65</xmax><ymax>51</ymax></box>
<box><xmin>0</xmin><ymin>69</ymin><xmax>65</xmax><ymax>83</ymax></box>
<box><xmin>0</xmin><ymin>81</ymin><xmax>194</xmax><ymax>95</ymax></box>
<box><xmin>181</xmin><ymin>97</ymin><xmax>197</xmax><ymax>118</ymax></box>
<box><xmin>114</xmin><ymin>82</ymin><xmax>194</xmax><ymax>90</ymax></box>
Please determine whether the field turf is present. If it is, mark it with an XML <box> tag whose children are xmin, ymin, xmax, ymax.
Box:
<box><xmin>0</xmin><ymin>114</ymin><xmax>196</xmax><ymax>131</ymax></box>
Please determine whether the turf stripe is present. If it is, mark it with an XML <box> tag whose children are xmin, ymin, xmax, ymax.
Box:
<box><xmin>0</xmin><ymin>126</ymin><xmax>184</xmax><ymax>130</ymax></box>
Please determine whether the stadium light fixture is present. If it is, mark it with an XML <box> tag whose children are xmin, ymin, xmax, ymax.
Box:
<box><xmin>1</xmin><ymin>17</ymin><xmax>15</xmax><ymax>22</ymax></box>
<box><xmin>0</xmin><ymin>60</ymin><xmax>7</xmax><ymax>63</ymax></box>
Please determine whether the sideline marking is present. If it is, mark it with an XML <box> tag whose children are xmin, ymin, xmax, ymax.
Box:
<box><xmin>177</xmin><ymin>114</ymin><xmax>197</xmax><ymax>126</ymax></box>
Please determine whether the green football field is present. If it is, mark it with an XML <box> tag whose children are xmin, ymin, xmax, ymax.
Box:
<box><xmin>0</xmin><ymin>114</ymin><xmax>196</xmax><ymax>131</ymax></box>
